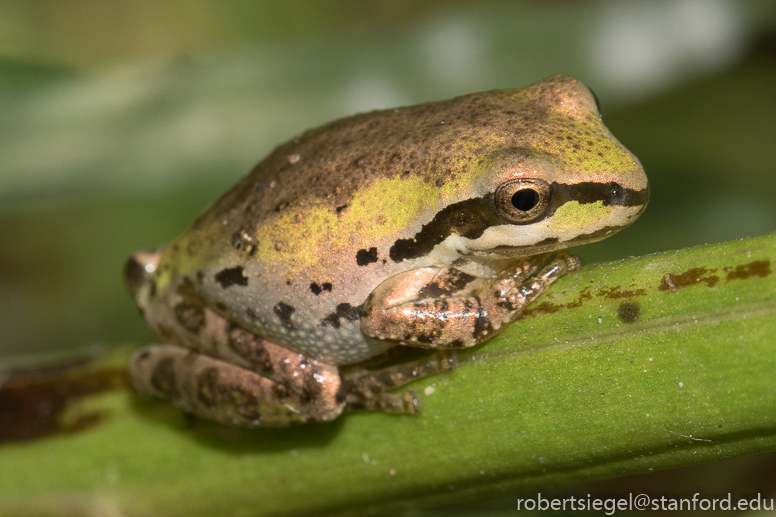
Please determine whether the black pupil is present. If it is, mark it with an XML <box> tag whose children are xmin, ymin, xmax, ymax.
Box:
<box><xmin>511</xmin><ymin>189</ymin><xmax>539</xmax><ymax>212</ymax></box>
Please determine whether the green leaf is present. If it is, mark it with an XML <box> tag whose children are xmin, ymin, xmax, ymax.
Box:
<box><xmin>1</xmin><ymin>233</ymin><xmax>774</xmax><ymax>516</ymax></box>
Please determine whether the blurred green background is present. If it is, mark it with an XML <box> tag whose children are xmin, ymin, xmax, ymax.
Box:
<box><xmin>0</xmin><ymin>0</ymin><xmax>774</xmax><ymax>510</ymax></box>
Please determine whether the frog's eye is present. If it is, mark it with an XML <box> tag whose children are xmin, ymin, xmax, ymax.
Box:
<box><xmin>494</xmin><ymin>178</ymin><xmax>552</xmax><ymax>224</ymax></box>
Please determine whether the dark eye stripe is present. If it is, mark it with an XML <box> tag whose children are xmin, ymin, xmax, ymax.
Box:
<box><xmin>389</xmin><ymin>197</ymin><xmax>501</xmax><ymax>262</ymax></box>
<box><xmin>552</xmin><ymin>182</ymin><xmax>649</xmax><ymax>208</ymax></box>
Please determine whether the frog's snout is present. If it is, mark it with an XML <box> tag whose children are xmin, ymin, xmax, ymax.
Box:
<box><xmin>124</xmin><ymin>249</ymin><xmax>162</xmax><ymax>298</ymax></box>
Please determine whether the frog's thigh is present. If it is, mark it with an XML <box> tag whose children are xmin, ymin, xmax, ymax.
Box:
<box><xmin>130</xmin><ymin>345</ymin><xmax>345</xmax><ymax>427</ymax></box>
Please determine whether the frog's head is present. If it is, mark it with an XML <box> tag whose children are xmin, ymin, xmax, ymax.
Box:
<box><xmin>450</xmin><ymin>76</ymin><xmax>649</xmax><ymax>259</ymax></box>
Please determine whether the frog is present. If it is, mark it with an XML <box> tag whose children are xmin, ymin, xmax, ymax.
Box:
<box><xmin>126</xmin><ymin>75</ymin><xmax>648</xmax><ymax>427</ymax></box>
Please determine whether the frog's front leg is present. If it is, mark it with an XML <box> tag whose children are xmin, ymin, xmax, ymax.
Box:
<box><xmin>361</xmin><ymin>253</ymin><xmax>581</xmax><ymax>348</ymax></box>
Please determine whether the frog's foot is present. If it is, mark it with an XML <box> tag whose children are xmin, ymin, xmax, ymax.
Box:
<box><xmin>130</xmin><ymin>344</ymin><xmax>345</xmax><ymax>427</ymax></box>
<box><xmin>361</xmin><ymin>252</ymin><xmax>580</xmax><ymax>349</ymax></box>
<box><xmin>491</xmin><ymin>251</ymin><xmax>580</xmax><ymax>313</ymax></box>
<box><xmin>340</xmin><ymin>350</ymin><xmax>457</xmax><ymax>414</ymax></box>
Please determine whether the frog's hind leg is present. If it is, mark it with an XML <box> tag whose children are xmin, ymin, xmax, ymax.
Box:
<box><xmin>132</xmin><ymin>275</ymin><xmax>346</xmax><ymax>427</ymax></box>
<box><xmin>131</xmin><ymin>344</ymin><xmax>345</xmax><ymax>427</ymax></box>
<box><xmin>340</xmin><ymin>350</ymin><xmax>457</xmax><ymax>414</ymax></box>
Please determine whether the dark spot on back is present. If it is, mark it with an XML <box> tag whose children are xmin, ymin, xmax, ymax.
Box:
<box><xmin>322</xmin><ymin>303</ymin><xmax>362</xmax><ymax>328</ymax></box>
<box><xmin>336</xmin><ymin>204</ymin><xmax>349</xmax><ymax>214</ymax></box>
<box><xmin>215</xmin><ymin>266</ymin><xmax>248</xmax><ymax>288</ymax></box>
<box><xmin>356</xmin><ymin>247</ymin><xmax>379</xmax><ymax>266</ymax></box>
<box><xmin>273</xmin><ymin>302</ymin><xmax>296</xmax><ymax>330</ymax></box>
<box><xmin>617</xmin><ymin>301</ymin><xmax>640</xmax><ymax>323</ymax></box>
<box><xmin>173</xmin><ymin>302</ymin><xmax>206</xmax><ymax>334</ymax></box>
<box><xmin>390</xmin><ymin>197</ymin><xmax>501</xmax><ymax>262</ymax></box>
<box><xmin>310</xmin><ymin>282</ymin><xmax>334</xmax><ymax>295</ymax></box>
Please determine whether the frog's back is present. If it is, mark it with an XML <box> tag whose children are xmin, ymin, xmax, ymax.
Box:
<box><xmin>153</xmin><ymin>76</ymin><xmax>641</xmax><ymax>364</ymax></box>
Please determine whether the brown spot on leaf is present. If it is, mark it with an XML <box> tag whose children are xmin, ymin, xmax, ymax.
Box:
<box><xmin>597</xmin><ymin>285</ymin><xmax>647</xmax><ymax>299</ymax></box>
<box><xmin>0</xmin><ymin>359</ymin><xmax>130</xmax><ymax>444</ymax></box>
<box><xmin>659</xmin><ymin>267</ymin><xmax>719</xmax><ymax>291</ymax></box>
<box><xmin>725</xmin><ymin>260</ymin><xmax>771</xmax><ymax>282</ymax></box>
<box><xmin>617</xmin><ymin>301</ymin><xmax>640</xmax><ymax>323</ymax></box>
<box><xmin>524</xmin><ymin>287</ymin><xmax>593</xmax><ymax>316</ymax></box>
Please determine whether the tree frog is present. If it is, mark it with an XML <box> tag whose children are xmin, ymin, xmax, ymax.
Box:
<box><xmin>126</xmin><ymin>75</ymin><xmax>648</xmax><ymax>427</ymax></box>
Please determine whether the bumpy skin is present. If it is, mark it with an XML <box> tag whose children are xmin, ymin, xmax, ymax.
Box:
<box><xmin>126</xmin><ymin>75</ymin><xmax>649</xmax><ymax>427</ymax></box>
